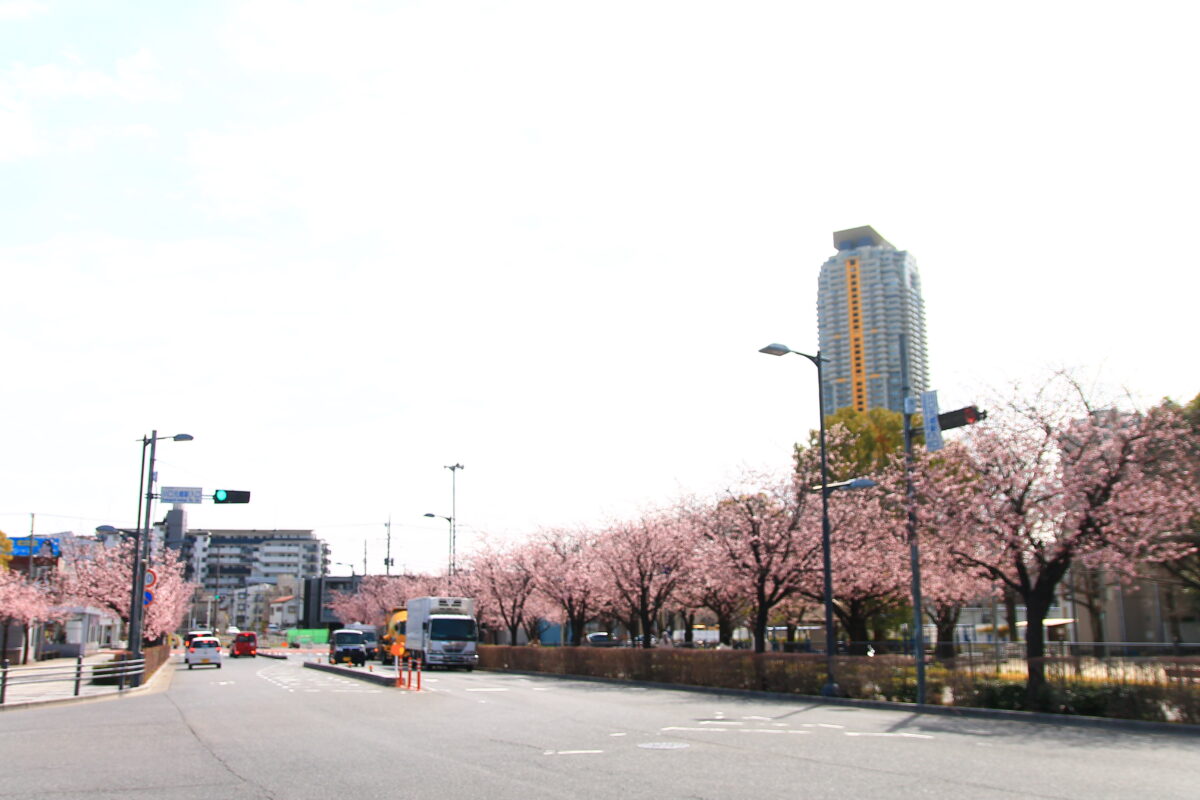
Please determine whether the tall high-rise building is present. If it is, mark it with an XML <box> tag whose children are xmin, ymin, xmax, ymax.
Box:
<box><xmin>817</xmin><ymin>226</ymin><xmax>928</xmax><ymax>414</ymax></box>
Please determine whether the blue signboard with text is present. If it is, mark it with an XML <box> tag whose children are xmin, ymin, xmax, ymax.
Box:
<box><xmin>11</xmin><ymin>537</ymin><xmax>61</xmax><ymax>558</ymax></box>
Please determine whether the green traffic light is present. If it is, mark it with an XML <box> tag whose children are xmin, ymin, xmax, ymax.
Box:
<box><xmin>215</xmin><ymin>489</ymin><xmax>227</xmax><ymax>502</ymax></box>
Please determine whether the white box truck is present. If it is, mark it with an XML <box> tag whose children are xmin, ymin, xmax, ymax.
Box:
<box><xmin>405</xmin><ymin>596</ymin><xmax>479</xmax><ymax>670</ymax></box>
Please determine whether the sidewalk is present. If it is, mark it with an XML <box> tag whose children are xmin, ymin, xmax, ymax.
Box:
<box><xmin>0</xmin><ymin>650</ymin><xmax>175</xmax><ymax>711</ymax></box>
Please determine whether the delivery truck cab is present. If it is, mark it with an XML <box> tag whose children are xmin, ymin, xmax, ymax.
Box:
<box><xmin>405</xmin><ymin>597</ymin><xmax>479</xmax><ymax>670</ymax></box>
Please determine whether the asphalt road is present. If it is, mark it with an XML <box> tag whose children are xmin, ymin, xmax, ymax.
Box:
<box><xmin>1</xmin><ymin>654</ymin><xmax>1196</xmax><ymax>799</ymax></box>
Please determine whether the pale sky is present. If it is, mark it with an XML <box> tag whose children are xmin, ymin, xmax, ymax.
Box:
<box><xmin>3</xmin><ymin>1</ymin><xmax>1197</xmax><ymax>575</ymax></box>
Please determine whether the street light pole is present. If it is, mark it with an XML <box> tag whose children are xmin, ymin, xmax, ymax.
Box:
<box><xmin>445</xmin><ymin>464</ymin><xmax>463</xmax><ymax>576</ymax></box>
<box><xmin>759</xmin><ymin>343</ymin><xmax>840</xmax><ymax>696</ymax></box>
<box><xmin>127</xmin><ymin>430</ymin><xmax>192</xmax><ymax>686</ymax></box>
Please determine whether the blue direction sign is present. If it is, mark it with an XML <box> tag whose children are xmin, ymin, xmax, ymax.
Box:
<box><xmin>921</xmin><ymin>390</ymin><xmax>944</xmax><ymax>452</ymax></box>
<box><xmin>161</xmin><ymin>486</ymin><xmax>203</xmax><ymax>503</ymax></box>
<box><xmin>143</xmin><ymin>590</ymin><xmax>154</xmax><ymax>606</ymax></box>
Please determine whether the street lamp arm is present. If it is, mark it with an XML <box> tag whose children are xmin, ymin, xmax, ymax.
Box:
<box><xmin>758</xmin><ymin>343</ymin><xmax>824</xmax><ymax>366</ymax></box>
<box><xmin>811</xmin><ymin>477</ymin><xmax>878</xmax><ymax>494</ymax></box>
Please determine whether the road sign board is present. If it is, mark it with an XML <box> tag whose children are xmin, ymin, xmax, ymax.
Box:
<box><xmin>144</xmin><ymin>568</ymin><xmax>158</xmax><ymax>589</ymax></box>
<box><xmin>921</xmin><ymin>390</ymin><xmax>943</xmax><ymax>452</ymax></box>
<box><xmin>143</xmin><ymin>590</ymin><xmax>154</xmax><ymax>606</ymax></box>
<box><xmin>161</xmin><ymin>486</ymin><xmax>203</xmax><ymax>504</ymax></box>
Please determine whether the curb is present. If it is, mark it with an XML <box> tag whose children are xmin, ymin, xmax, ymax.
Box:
<box><xmin>302</xmin><ymin>660</ymin><xmax>408</xmax><ymax>687</ymax></box>
<box><xmin>479</xmin><ymin>667</ymin><xmax>1200</xmax><ymax>737</ymax></box>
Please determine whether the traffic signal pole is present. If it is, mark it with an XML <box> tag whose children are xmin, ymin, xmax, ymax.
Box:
<box><xmin>900</xmin><ymin>337</ymin><xmax>926</xmax><ymax>705</ymax></box>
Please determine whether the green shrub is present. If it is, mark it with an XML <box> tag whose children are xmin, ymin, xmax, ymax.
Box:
<box><xmin>1055</xmin><ymin>684</ymin><xmax>1168</xmax><ymax>722</ymax></box>
<box><xmin>963</xmin><ymin>679</ymin><xmax>1027</xmax><ymax>710</ymax></box>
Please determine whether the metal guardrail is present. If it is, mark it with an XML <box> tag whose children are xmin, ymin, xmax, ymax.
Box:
<box><xmin>0</xmin><ymin>656</ymin><xmax>146</xmax><ymax>705</ymax></box>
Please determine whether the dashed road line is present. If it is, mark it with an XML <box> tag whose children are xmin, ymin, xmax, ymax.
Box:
<box><xmin>843</xmin><ymin>732</ymin><xmax>934</xmax><ymax>739</ymax></box>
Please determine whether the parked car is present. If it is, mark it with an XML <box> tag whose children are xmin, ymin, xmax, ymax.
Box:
<box><xmin>329</xmin><ymin>629</ymin><xmax>367</xmax><ymax>666</ymax></box>
<box><xmin>230</xmin><ymin>631</ymin><xmax>258</xmax><ymax>658</ymax></box>
<box><xmin>585</xmin><ymin>632</ymin><xmax>620</xmax><ymax>647</ymax></box>
<box><xmin>186</xmin><ymin>636</ymin><xmax>223</xmax><ymax>669</ymax></box>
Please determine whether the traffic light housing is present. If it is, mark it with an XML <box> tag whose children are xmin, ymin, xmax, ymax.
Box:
<box><xmin>937</xmin><ymin>405</ymin><xmax>987</xmax><ymax>431</ymax></box>
<box><xmin>213</xmin><ymin>489</ymin><xmax>251</xmax><ymax>504</ymax></box>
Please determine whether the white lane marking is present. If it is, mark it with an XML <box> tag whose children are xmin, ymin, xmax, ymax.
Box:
<box><xmin>609</xmin><ymin>733</ymin><xmax>627</xmax><ymax>737</ymax></box>
<box><xmin>843</xmin><ymin>732</ymin><xmax>934</xmax><ymax>739</ymax></box>
<box><xmin>543</xmin><ymin>750</ymin><xmax>604</xmax><ymax>755</ymax></box>
<box><xmin>700</xmin><ymin>720</ymin><xmax>744</xmax><ymax>725</ymax></box>
<box><xmin>638</xmin><ymin>742</ymin><xmax>690</xmax><ymax>750</ymax></box>
<box><xmin>661</xmin><ymin>727</ymin><xmax>810</xmax><ymax>735</ymax></box>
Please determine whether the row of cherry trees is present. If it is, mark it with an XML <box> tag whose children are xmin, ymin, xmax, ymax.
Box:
<box><xmin>0</xmin><ymin>536</ymin><xmax>195</xmax><ymax>661</ymax></box>
<box><xmin>331</xmin><ymin>377</ymin><xmax>1200</xmax><ymax>703</ymax></box>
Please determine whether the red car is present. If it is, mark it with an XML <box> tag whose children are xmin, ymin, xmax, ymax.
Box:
<box><xmin>230</xmin><ymin>631</ymin><xmax>258</xmax><ymax>658</ymax></box>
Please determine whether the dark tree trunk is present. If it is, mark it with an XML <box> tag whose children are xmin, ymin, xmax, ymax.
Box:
<box><xmin>680</xmin><ymin>610</ymin><xmax>695</xmax><ymax>645</ymax></box>
<box><xmin>836</xmin><ymin>600</ymin><xmax>871</xmax><ymax>656</ymax></box>
<box><xmin>569</xmin><ymin>611</ymin><xmax>589</xmax><ymax>646</ymax></box>
<box><xmin>717</xmin><ymin>615</ymin><xmax>734</xmax><ymax>647</ymax></box>
<box><xmin>1079</xmin><ymin>570</ymin><xmax>1108</xmax><ymax>657</ymax></box>
<box><xmin>622</xmin><ymin>614</ymin><xmax>640</xmax><ymax>647</ymax></box>
<box><xmin>752</xmin><ymin>600</ymin><xmax>770</xmax><ymax>654</ymax></box>
<box><xmin>639</xmin><ymin>611</ymin><xmax>655</xmax><ymax>648</ymax></box>
<box><xmin>930</xmin><ymin>605</ymin><xmax>961</xmax><ymax>661</ymax></box>
<box><xmin>1003</xmin><ymin>587</ymin><xmax>1020</xmax><ymax>643</ymax></box>
<box><xmin>1023</xmin><ymin>592</ymin><xmax>1052</xmax><ymax>709</ymax></box>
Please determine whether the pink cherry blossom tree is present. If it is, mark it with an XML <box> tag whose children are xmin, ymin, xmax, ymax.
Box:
<box><xmin>461</xmin><ymin>542</ymin><xmax>539</xmax><ymax>645</ymax></box>
<box><xmin>0</xmin><ymin>568</ymin><xmax>57</xmax><ymax>663</ymax></box>
<box><xmin>815</xmin><ymin>483</ymin><xmax>910</xmax><ymax>653</ymax></box>
<box><xmin>927</xmin><ymin>377</ymin><xmax>1200</xmax><ymax>705</ymax></box>
<box><xmin>140</xmin><ymin>549</ymin><xmax>194</xmax><ymax>642</ymax></box>
<box><xmin>592</xmin><ymin>510</ymin><xmax>692</xmax><ymax>648</ymax></box>
<box><xmin>58</xmin><ymin>536</ymin><xmax>194</xmax><ymax>646</ymax></box>
<box><xmin>529</xmin><ymin>528</ymin><xmax>603</xmax><ymax>646</ymax></box>
<box><xmin>692</xmin><ymin>475</ymin><xmax>817</xmax><ymax>654</ymax></box>
<box><xmin>58</xmin><ymin>536</ymin><xmax>137</xmax><ymax>625</ymax></box>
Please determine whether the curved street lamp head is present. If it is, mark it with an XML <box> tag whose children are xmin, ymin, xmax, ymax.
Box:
<box><xmin>172</xmin><ymin>434</ymin><xmax>194</xmax><ymax>442</ymax></box>
<box><xmin>95</xmin><ymin>525</ymin><xmax>118</xmax><ymax>534</ymax></box>
<box><xmin>760</xmin><ymin>343</ymin><xmax>822</xmax><ymax>364</ymax></box>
